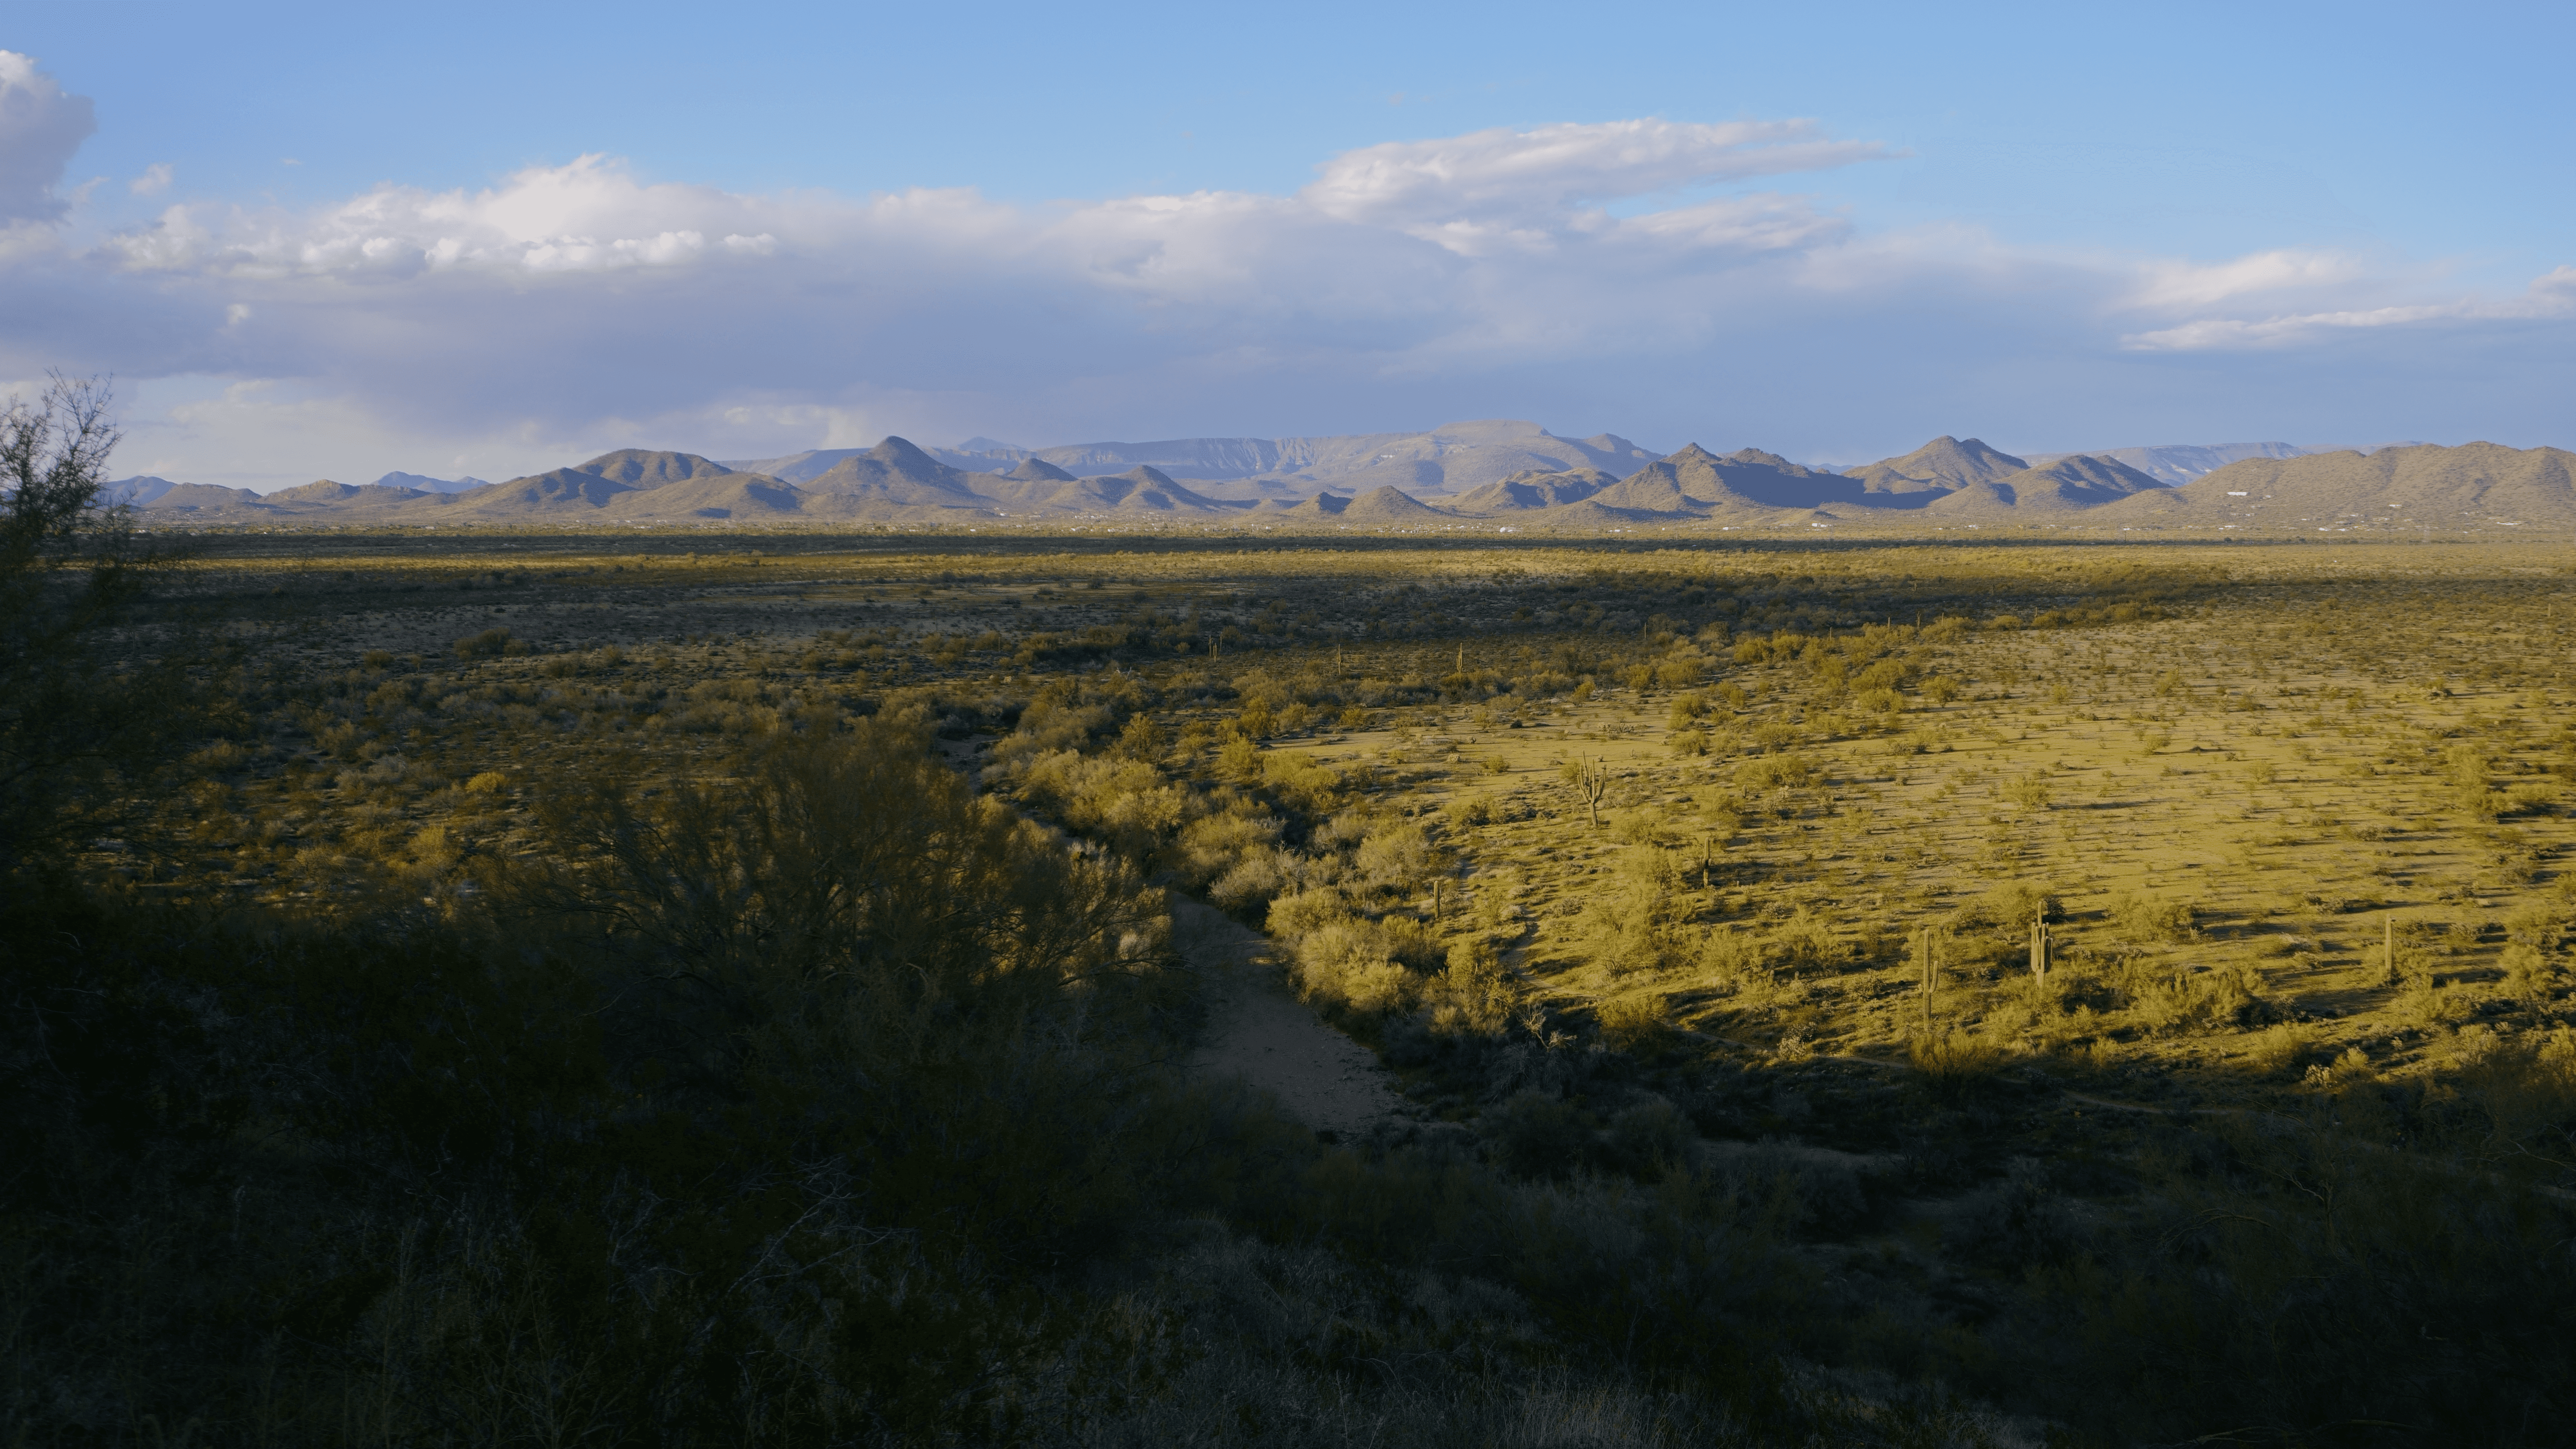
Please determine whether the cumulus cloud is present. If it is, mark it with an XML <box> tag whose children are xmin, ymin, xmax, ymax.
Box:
<box><xmin>130</xmin><ymin>162</ymin><xmax>173</xmax><ymax>197</ymax></box>
<box><xmin>0</xmin><ymin>51</ymin><xmax>96</xmax><ymax>224</ymax></box>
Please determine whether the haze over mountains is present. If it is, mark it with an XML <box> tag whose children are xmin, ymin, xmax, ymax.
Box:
<box><xmin>121</xmin><ymin>422</ymin><xmax>2574</xmax><ymax>533</ymax></box>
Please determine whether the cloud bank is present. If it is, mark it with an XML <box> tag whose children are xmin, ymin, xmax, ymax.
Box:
<box><xmin>0</xmin><ymin>51</ymin><xmax>96</xmax><ymax>225</ymax></box>
<box><xmin>3</xmin><ymin>88</ymin><xmax>2569</xmax><ymax>487</ymax></box>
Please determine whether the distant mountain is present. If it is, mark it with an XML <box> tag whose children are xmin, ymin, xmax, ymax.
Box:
<box><xmin>106</xmin><ymin>476</ymin><xmax>182</xmax><ymax>506</ymax></box>
<box><xmin>2014</xmin><ymin>441</ymin><xmax>2436</xmax><ymax>486</ymax></box>
<box><xmin>371</xmin><ymin>471</ymin><xmax>489</xmax><ymax>494</ymax></box>
<box><xmin>1338</xmin><ymin>486</ymin><xmax>1457</xmax><ymax>524</ymax></box>
<box><xmin>143</xmin><ymin>483</ymin><xmax>278</xmax><ymax>516</ymax></box>
<box><xmin>1844</xmin><ymin>437</ymin><xmax>2029</xmax><ymax>494</ymax></box>
<box><xmin>901</xmin><ymin>419</ymin><xmax>1663</xmax><ymax>497</ymax></box>
<box><xmin>1448</xmin><ymin>467</ymin><xmax>1618</xmax><ymax>512</ymax></box>
<box><xmin>1926</xmin><ymin>456</ymin><xmax>2169</xmax><ymax>516</ymax></box>
<box><xmin>984</xmin><ymin>465</ymin><xmax>1229</xmax><ymax>515</ymax></box>
<box><xmin>2095</xmin><ymin>442</ymin><xmax>2576</xmax><ymax>529</ymax></box>
<box><xmin>2018</xmin><ymin>442</ymin><xmax>2304</xmax><ymax>487</ymax></box>
<box><xmin>124</xmin><ymin>433</ymin><xmax>2570</xmax><ymax>533</ymax></box>
<box><xmin>270</xmin><ymin>480</ymin><xmax>434</xmax><ymax>507</ymax></box>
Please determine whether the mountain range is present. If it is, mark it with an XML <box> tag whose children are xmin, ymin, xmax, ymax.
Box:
<box><xmin>723</xmin><ymin>419</ymin><xmax>1662</xmax><ymax>500</ymax></box>
<box><xmin>122</xmin><ymin>426</ymin><xmax>2574</xmax><ymax>532</ymax></box>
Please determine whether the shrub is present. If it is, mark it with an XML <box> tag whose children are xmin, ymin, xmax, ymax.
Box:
<box><xmin>1651</xmin><ymin>655</ymin><xmax>1704</xmax><ymax>690</ymax></box>
<box><xmin>1909</xmin><ymin>1028</ymin><xmax>2002</xmax><ymax>1093</ymax></box>
<box><xmin>1698</xmin><ymin>927</ymin><xmax>1764</xmax><ymax>983</ymax></box>
<box><xmin>452</xmin><ymin>627</ymin><xmax>526</xmax><ymax>658</ymax></box>
<box><xmin>1606</xmin><ymin>1099</ymin><xmax>1692</xmax><ymax>1177</ymax></box>
<box><xmin>2248</xmin><ymin>1022</ymin><xmax>2317</xmax><ymax>1078</ymax></box>
<box><xmin>1355</xmin><ymin>819</ymin><xmax>1437</xmax><ymax>895</ymax></box>
<box><xmin>1952</xmin><ymin>881</ymin><xmax>2056</xmax><ymax>934</ymax></box>
<box><xmin>1767</xmin><ymin>907</ymin><xmax>1843</xmax><ymax>973</ymax></box>
<box><xmin>1426</xmin><ymin>937</ymin><xmax>1514</xmax><ymax>1038</ymax></box>
<box><xmin>2110</xmin><ymin>891</ymin><xmax>2198</xmax><ymax>944</ymax></box>
<box><xmin>1595</xmin><ymin>993</ymin><xmax>1676</xmax><ymax>1054</ymax></box>
<box><xmin>1951</xmin><ymin>1157</ymin><xmax>2083</xmax><ymax>1266</ymax></box>
<box><xmin>1491</xmin><ymin>1091</ymin><xmax>1592</xmax><ymax>1179</ymax></box>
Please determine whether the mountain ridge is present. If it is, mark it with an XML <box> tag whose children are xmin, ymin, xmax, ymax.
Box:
<box><xmin>126</xmin><ymin>434</ymin><xmax>2576</xmax><ymax>532</ymax></box>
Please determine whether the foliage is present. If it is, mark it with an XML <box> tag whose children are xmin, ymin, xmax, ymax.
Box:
<box><xmin>0</xmin><ymin>376</ymin><xmax>195</xmax><ymax>872</ymax></box>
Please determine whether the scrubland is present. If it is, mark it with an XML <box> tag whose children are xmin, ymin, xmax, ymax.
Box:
<box><xmin>11</xmin><ymin>528</ymin><xmax>2576</xmax><ymax>1446</ymax></box>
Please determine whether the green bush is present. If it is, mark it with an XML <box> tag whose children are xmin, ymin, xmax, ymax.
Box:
<box><xmin>1491</xmin><ymin>1091</ymin><xmax>1592</xmax><ymax>1179</ymax></box>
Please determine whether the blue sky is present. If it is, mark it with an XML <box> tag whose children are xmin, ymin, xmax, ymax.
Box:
<box><xmin>4</xmin><ymin>0</ymin><xmax>2570</xmax><ymax>488</ymax></box>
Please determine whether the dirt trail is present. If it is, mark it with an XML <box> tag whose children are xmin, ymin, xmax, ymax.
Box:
<box><xmin>1176</xmin><ymin>898</ymin><xmax>1404</xmax><ymax>1139</ymax></box>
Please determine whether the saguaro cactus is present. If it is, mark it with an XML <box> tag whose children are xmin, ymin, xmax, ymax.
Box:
<box><xmin>2029</xmin><ymin>910</ymin><xmax>2052</xmax><ymax>984</ymax></box>
<box><xmin>1917</xmin><ymin>926</ymin><xmax>1944</xmax><ymax>1025</ymax></box>
<box><xmin>1566</xmin><ymin>756</ymin><xmax>1611</xmax><ymax>829</ymax></box>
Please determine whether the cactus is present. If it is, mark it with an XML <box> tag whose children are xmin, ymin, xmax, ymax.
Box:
<box><xmin>2030</xmin><ymin>910</ymin><xmax>2052</xmax><ymax>984</ymax></box>
<box><xmin>1565</xmin><ymin>755</ymin><xmax>1611</xmax><ymax>829</ymax></box>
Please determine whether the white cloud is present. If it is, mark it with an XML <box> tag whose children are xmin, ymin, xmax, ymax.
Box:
<box><xmin>130</xmin><ymin>162</ymin><xmax>173</xmax><ymax>196</ymax></box>
<box><xmin>6</xmin><ymin>111</ymin><xmax>2570</xmax><ymax>486</ymax></box>
<box><xmin>2122</xmin><ymin>264</ymin><xmax>2576</xmax><ymax>350</ymax></box>
<box><xmin>1302</xmin><ymin>118</ymin><xmax>1893</xmax><ymax>246</ymax></box>
<box><xmin>0</xmin><ymin>51</ymin><xmax>96</xmax><ymax>223</ymax></box>
<box><xmin>2126</xmin><ymin>249</ymin><xmax>2364</xmax><ymax>309</ymax></box>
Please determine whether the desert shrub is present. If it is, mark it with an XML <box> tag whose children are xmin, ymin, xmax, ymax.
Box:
<box><xmin>2248</xmin><ymin>1021</ymin><xmax>2318</xmax><ymax>1078</ymax></box>
<box><xmin>1950</xmin><ymin>1158</ymin><xmax>2084</xmax><ymax>1267</ymax></box>
<box><xmin>1440</xmin><ymin>792</ymin><xmax>1494</xmax><ymax>831</ymax></box>
<box><xmin>2303</xmin><ymin>1045</ymin><xmax>2378</xmax><ymax>1092</ymax></box>
<box><xmin>1716</xmin><ymin>1142</ymin><xmax>1868</xmax><ymax>1234</ymax></box>
<box><xmin>1020</xmin><ymin>749</ymin><xmax>1193</xmax><ymax>858</ymax></box>
<box><xmin>2109</xmin><ymin>890</ymin><xmax>2198</xmax><ymax>944</ymax></box>
<box><xmin>1606</xmin><ymin>1098</ymin><xmax>1693</xmax><ymax>1178</ymax></box>
<box><xmin>1735</xmin><ymin>753</ymin><xmax>1814</xmax><ymax>792</ymax></box>
<box><xmin>1698</xmin><ymin>927</ymin><xmax>1764</xmax><ymax>983</ymax></box>
<box><xmin>1266</xmin><ymin>886</ymin><xmax>1352</xmax><ymax>941</ymax></box>
<box><xmin>451</xmin><ymin>627</ymin><xmax>527</xmax><ymax>658</ymax></box>
<box><xmin>1909</xmin><ymin>1028</ymin><xmax>2003</xmax><ymax>1094</ymax></box>
<box><xmin>2498</xmin><ymin>942</ymin><xmax>2556</xmax><ymax>1005</ymax></box>
<box><xmin>2451</xmin><ymin>1026</ymin><xmax>2576</xmax><ymax>1147</ymax></box>
<box><xmin>1169</xmin><ymin>808</ymin><xmax>1281</xmax><ymax>890</ymax></box>
<box><xmin>3</xmin><ymin>723</ymin><xmax>1207</xmax><ymax>1446</ymax></box>
<box><xmin>462</xmin><ymin>770</ymin><xmax>510</xmax><ymax>794</ymax></box>
<box><xmin>1651</xmin><ymin>655</ymin><xmax>1704</xmax><ymax>690</ymax></box>
<box><xmin>1951</xmin><ymin>881</ymin><xmax>2056</xmax><ymax>934</ymax></box>
<box><xmin>1275</xmin><ymin>899</ymin><xmax>1439</xmax><ymax>1015</ymax></box>
<box><xmin>1766</xmin><ymin>906</ymin><xmax>1844</xmax><ymax>973</ymax></box>
<box><xmin>2003</xmin><ymin>771</ymin><xmax>2053</xmax><ymax>810</ymax></box>
<box><xmin>990</xmin><ymin>696</ymin><xmax>1112</xmax><ymax>769</ymax></box>
<box><xmin>1595</xmin><ymin>992</ymin><xmax>1676</xmax><ymax>1054</ymax></box>
<box><xmin>1491</xmin><ymin>1091</ymin><xmax>1592</xmax><ymax>1179</ymax></box>
<box><xmin>1354</xmin><ymin>819</ymin><xmax>1438</xmax><ymax>896</ymax></box>
<box><xmin>1426</xmin><ymin>937</ymin><xmax>1515</xmax><ymax>1038</ymax></box>
<box><xmin>1259</xmin><ymin>747</ymin><xmax>1344</xmax><ymax>814</ymax></box>
<box><xmin>1578</xmin><ymin>848</ymin><xmax>1692</xmax><ymax>976</ymax></box>
<box><xmin>1209</xmin><ymin>846</ymin><xmax>1298</xmax><ymax>911</ymax></box>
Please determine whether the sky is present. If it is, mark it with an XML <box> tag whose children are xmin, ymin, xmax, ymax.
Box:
<box><xmin>3</xmin><ymin>0</ymin><xmax>2571</xmax><ymax>490</ymax></box>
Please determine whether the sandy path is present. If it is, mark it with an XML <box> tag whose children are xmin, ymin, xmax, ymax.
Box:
<box><xmin>1176</xmin><ymin>898</ymin><xmax>1404</xmax><ymax>1139</ymax></box>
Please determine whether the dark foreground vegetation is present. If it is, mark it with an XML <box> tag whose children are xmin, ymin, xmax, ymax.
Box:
<box><xmin>8</xmin><ymin>385</ymin><xmax>2576</xmax><ymax>1446</ymax></box>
